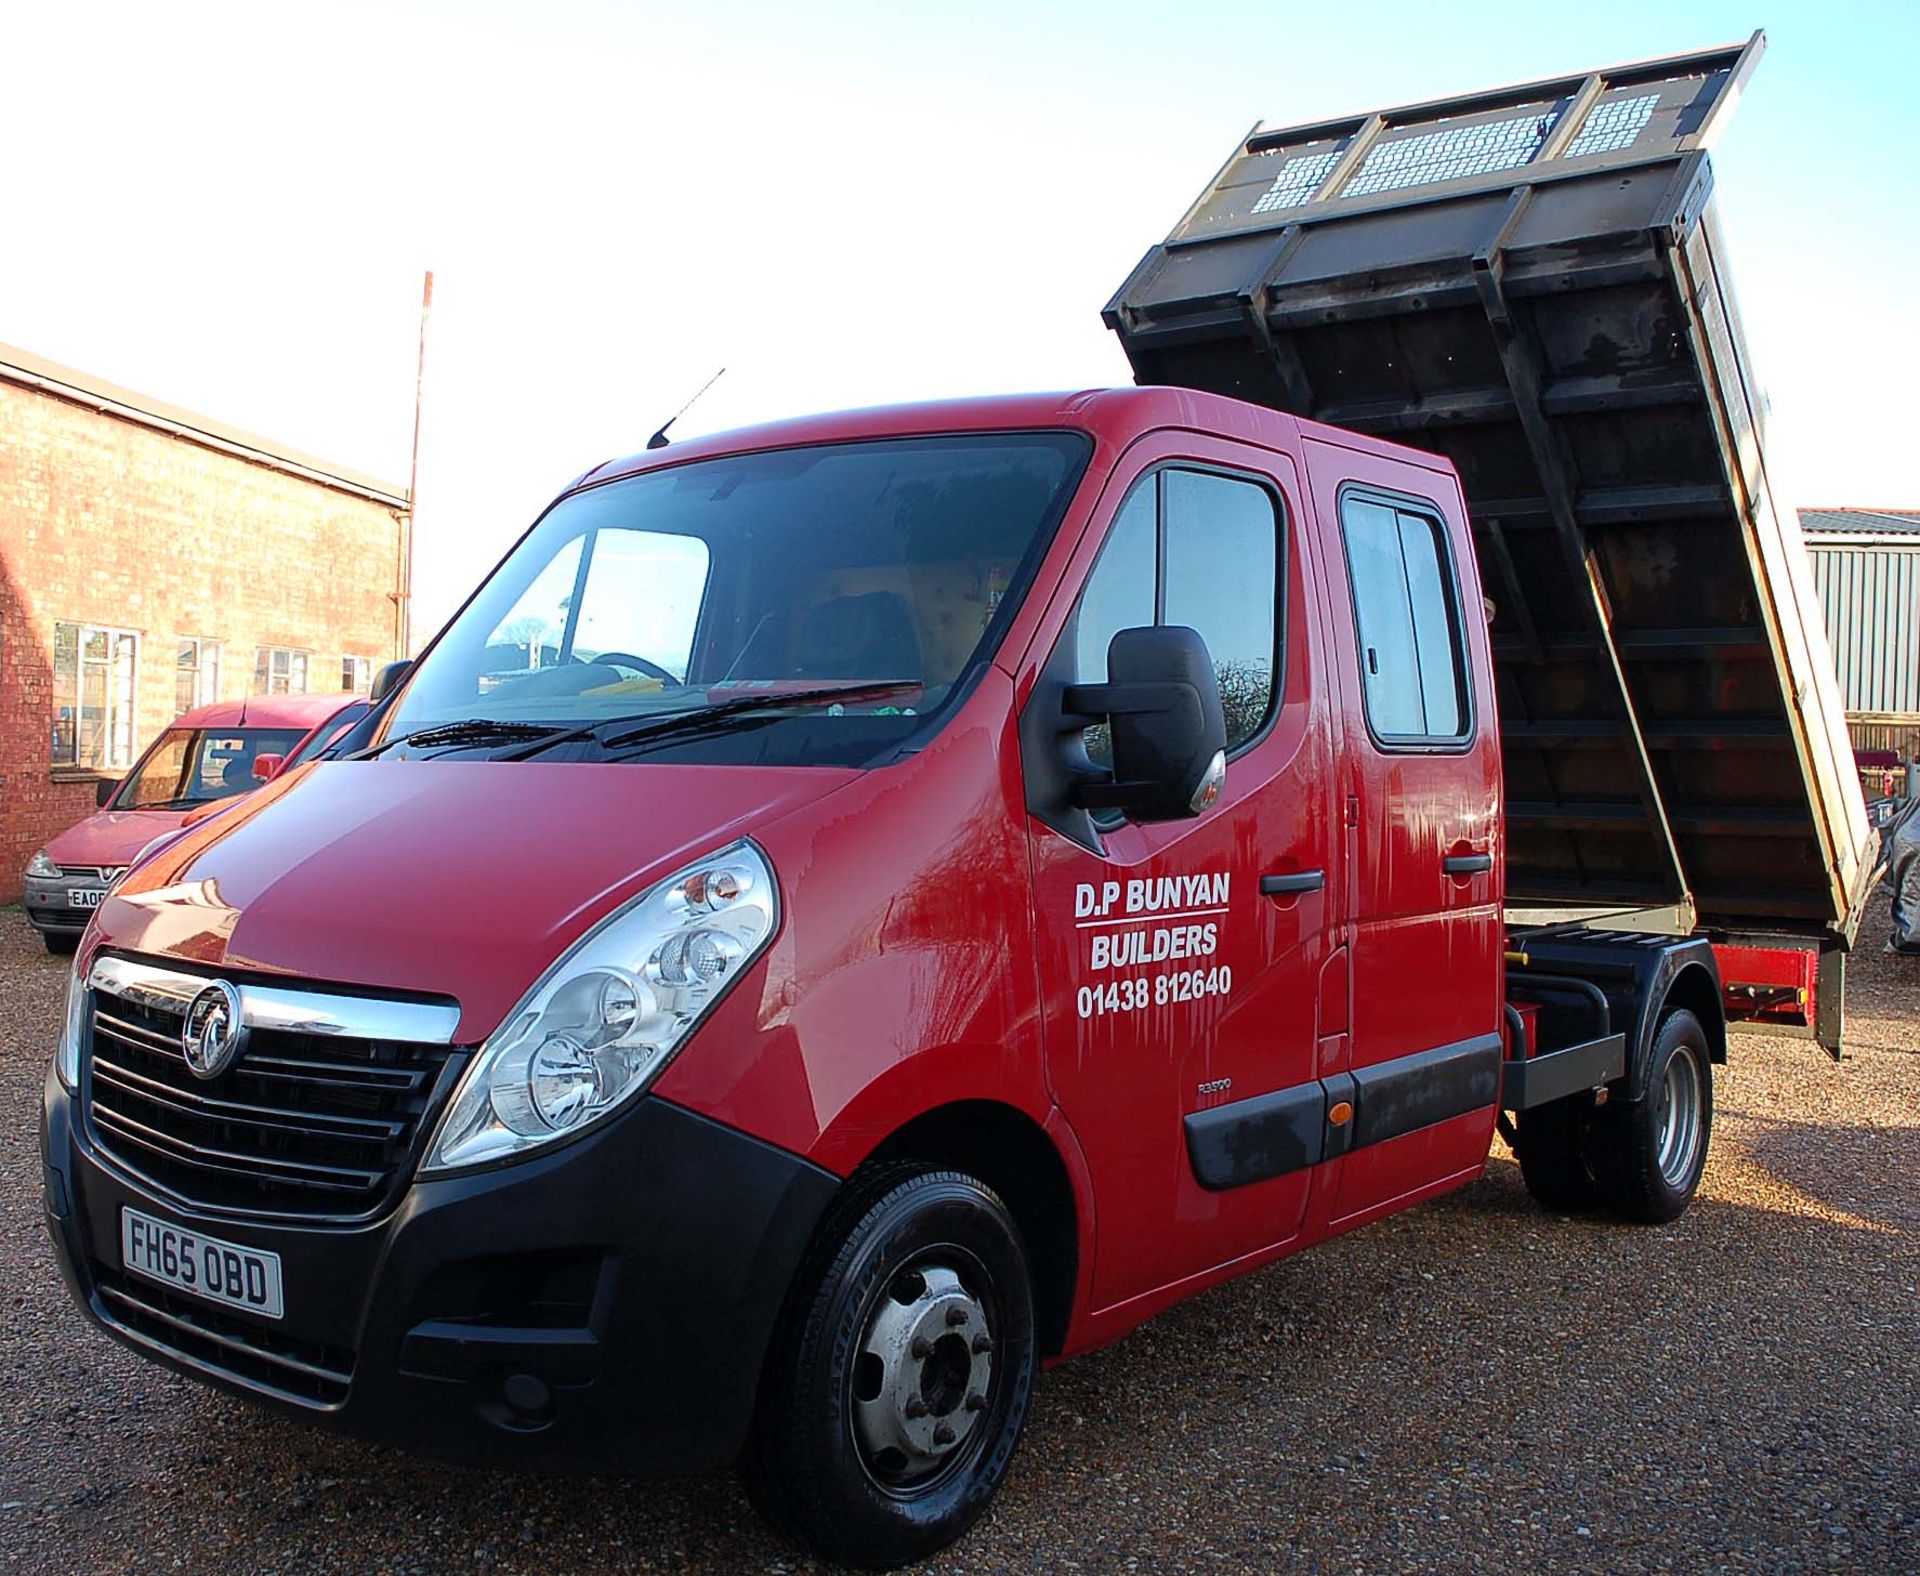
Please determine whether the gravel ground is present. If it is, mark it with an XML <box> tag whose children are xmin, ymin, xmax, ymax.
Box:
<box><xmin>2</xmin><ymin>908</ymin><xmax>1913</xmax><ymax>1575</ymax></box>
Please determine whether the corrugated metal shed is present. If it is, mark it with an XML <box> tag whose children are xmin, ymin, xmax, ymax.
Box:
<box><xmin>1802</xmin><ymin>509</ymin><xmax>1920</xmax><ymax>718</ymax></box>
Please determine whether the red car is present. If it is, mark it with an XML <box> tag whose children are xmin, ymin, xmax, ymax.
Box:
<box><xmin>23</xmin><ymin>692</ymin><xmax>367</xmax><ymax>953</ymax></box>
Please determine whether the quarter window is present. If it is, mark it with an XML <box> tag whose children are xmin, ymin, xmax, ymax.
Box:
<box><xmin>52</xmin><ymin>623</ymin><xmax>140</xmax><ymax>770</ymax></box>
<box><xmin>1071</xmin><ymin>468</ymin><xmax>1282</xmax><ymax>768</ymax></box>
<box><xmin>1341</xmin><ymin>494</ymin><xmax>1469</xmax><ymax>744</ymax></box>
<box><xmin>254</xmin><ymin>647</ymin><xmax>311</xmax><ymax>695</ymax></box>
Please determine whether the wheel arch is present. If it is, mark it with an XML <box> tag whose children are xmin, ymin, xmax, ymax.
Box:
<box><xmin>860</xmin><ymin>1100</ymin><xmax>1081</xmax><ymax>1358</ymax></box>
<box><xmin>1509</xmin><ymin>931</ymin><xmax>1724</xmax><ymax>1104</ymax></box>
<box><xmin>1657</xmin><ymin>961</ymin><xmax>1726</xmax><ymax>1066</ymax></box>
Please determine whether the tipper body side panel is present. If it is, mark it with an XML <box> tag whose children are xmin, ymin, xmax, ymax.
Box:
<box><xmin>1106</xmin><ymin>33</ymin><xmax>1874</xmax><ymax>943</ymax></box>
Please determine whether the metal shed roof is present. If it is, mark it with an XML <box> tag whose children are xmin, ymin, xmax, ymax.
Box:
<box><xmin>1800</xmin><ymin>508</ymin><xmax>1920</xmax><ymax>539</ymax></box>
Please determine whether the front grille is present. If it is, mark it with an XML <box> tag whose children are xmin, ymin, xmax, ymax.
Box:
<box><xmin>84</xmin><ymin>990</ymin><xmax>461</xmax><ymax>1220</ymax></box>
<box><xmin>91</xmin><ymin>1266</ymin><xmax>352</xmax><ymax>1407</ymax></box>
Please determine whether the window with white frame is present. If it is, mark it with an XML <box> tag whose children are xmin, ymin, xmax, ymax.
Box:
<box><xmin>52</xmin><ymin>622</ymin><xmax>140</xmax><ymax>770</ymax></box>
<box><xmin>175</xmin><ymin>637</ymin><xmax>221</xmax><ymax>716</ymax></box>
<box><xmin>254</xmin><ymin>647</ymin><xmax>311</xmax><ymax>695</ymax></box>
<box><xmin>340</xmin><ymin>655</ymin><xmax>372</xmax><ymax>693</ymax></box>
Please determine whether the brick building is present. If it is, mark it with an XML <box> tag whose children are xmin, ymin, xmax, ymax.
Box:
<box><xmin>0</xmin><ymin>341</ymin><xmax>408</xmax><ymax>901</ymax></box>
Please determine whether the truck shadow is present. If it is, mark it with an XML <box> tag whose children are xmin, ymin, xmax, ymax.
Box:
<box><xmin>146</xmin><ymin>1114</ymin><xmax>1912</xmax><ymax>1574</ymax></box>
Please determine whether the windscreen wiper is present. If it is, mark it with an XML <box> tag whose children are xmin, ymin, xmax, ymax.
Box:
<box><xmin>499</xmin><ymin>682</ymin><xmax>924</xmax><ymax>763</ymax></box>
<box><xmin>346</xmin><ymin>718</ymin><xmax>575</xmax><ymax>761</ymax></box>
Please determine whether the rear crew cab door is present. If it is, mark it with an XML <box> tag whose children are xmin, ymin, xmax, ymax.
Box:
<box><xmin>1304</xmin><ymin>441</ymin><xmax>1504</xmax><ymax>1227</ymax></box>
<box><xmin>1018</xmin><ymin>432</ymin><xmax>1341</xmax><ymax>1311</ymax></box>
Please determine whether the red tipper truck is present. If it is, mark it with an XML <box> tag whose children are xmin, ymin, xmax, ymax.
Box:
<box><xmin>40</xmin><ymin>34</ymin><xmax>1874</xmax><ymax>1569</ymax></box>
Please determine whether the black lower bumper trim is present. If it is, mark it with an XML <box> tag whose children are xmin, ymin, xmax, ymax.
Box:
<box><xmin>95</xmin><ymin>1273</ymin><xmax>353</xmax><ymax>1405</ymax></box>
<box><xmin>44</xmin><ymin>1077</ymin><xmax>841</xmax><ymax>1474</ymax></box>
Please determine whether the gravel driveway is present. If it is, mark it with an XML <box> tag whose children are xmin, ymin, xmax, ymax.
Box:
<box><xmin>3</xmin><ymin>910</ymin><xmax>1913</xmax><ymax>1574</ymax></box>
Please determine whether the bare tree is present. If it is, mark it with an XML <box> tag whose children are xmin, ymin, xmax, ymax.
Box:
<box><xmin>500</xmin><ymin>616</ymin><xmax>552</xmax><ymax>669</ymax></box>
<box><xmin>1214</xmin><ymin>658</ymin><xmax>1271</xmax><ymax>746</ymax></box>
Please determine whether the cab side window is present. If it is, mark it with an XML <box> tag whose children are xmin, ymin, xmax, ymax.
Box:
<box><xmin>1073</xmin><ymin>468</ymin><xmax>1282</xmax><ymax>769</ymax></box>
<box><xmin>1341</xmin><ymin>493</ymin><xmax>1470</xmax><ymax>745</ymax></box>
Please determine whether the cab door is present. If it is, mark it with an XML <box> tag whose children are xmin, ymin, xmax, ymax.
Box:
<box><xmin>1303</xmin><ymin>442</ymin><xmax>1504</xmax><ymax>1227</ymax></box>
<box><xmin>1020</xmin><ymin>435</ymin><xmax>1340</xmax><ymax>1311</ymax></box>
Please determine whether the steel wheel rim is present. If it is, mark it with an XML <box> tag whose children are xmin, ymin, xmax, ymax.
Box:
<box><xmin>1655</xmin><ymin>1044</ymin><xmax>1704</xmax><ymax>1188</ymax></box>
<box><xmin>848</xmin><ymin>1253</ymin><xmax>997</xmax><ymax>1496</ymax></box>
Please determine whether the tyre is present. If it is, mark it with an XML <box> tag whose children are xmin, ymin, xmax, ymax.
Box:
<box><xmin>742</xmin><ymin>1164</ymin><xmax>1038</xmax><ymax>1570</ymax></box>
<box><xmin>1512</xmin><ymin>1096</ymin><xmax>1600</xmax><ymax>1213</ymax></box>
<box><xmin>1587</xmin><ymin>1007</ymin><xmax>1713</xmax><ymax>1224</ymax></box>
<box><xmin>43</xmin><ymin>931</ymin><xmax>79</xmax><ymax>957</ymax></box>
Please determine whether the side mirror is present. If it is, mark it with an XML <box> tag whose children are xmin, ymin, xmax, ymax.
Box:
<box><xmin>370</xmin><ymin>659</ymin><xmax>413</xmax><ymax>703</ymax></box>
<box><xmin>95</xmin><ymin>779</ymin><xmax>119</xmax><ymax>809</ymax></box>
<box><xmin>251</xmin><ymin>753</ymin><xmax>285</xmax><ymax>782</ymax></box>
<box><xmin>1065</xmin><ymin>626</ymin><xmax>1227</xmax><ymax>823</ymax></box>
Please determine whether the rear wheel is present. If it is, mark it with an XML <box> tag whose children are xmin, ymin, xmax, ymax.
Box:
<box><xmin>1512</xmin><ymin>1096</ymin><xmax>1600</xmax><ymax>1213</ymax></box>
<box><xmin>742</xmin><ymin>1165</ymin><xmax>1038</xmax><ymax>1570</ymax></box>
<box><xmin>1587</xmin><ymin>1007</ymin><xmax>1713</xmax><ymax>1223</ymax></box>
<box><xmin>43</xmin><ymin>931</ymin><xmax>79</xmax><ymax>957</ymax></box>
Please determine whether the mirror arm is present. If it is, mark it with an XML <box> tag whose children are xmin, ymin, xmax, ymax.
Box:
<box><xmin>1061</xmin><ymin>681</ymin><xmax>1188</xmax><ymax>720</ymax></box>
<box><xmin>1071</xmin><ymin>777</ymin><xmax>1162</xmax><ymax>810</ymax></box>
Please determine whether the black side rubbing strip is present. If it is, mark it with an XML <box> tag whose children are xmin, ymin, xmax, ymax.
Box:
<box><xmin>1348</xmin><ymin>1034</ymin><xmax>1503</xmax><ymax>1149</ymax></box>
<box><xmin>1183</xmin><ymin>1082</ymin><xmax>1325</xmax><ymax>1191</ymax></box>
<box><xmin>1180</xmin><ymin>1037</ymin><xmax>1504</xmax><ymax>1193</ymax></box>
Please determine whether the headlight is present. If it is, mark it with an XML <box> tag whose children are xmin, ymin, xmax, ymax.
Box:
<box><xmin>26</xmin><ymin>850</ymin><xmax>60</xmax><ymax>879</ymax></box>
<box><xmin>55</xmin><ymin>955</ymin><xmax>87</xmax><ymax>1091</ymax></box>
<box><xmin>422</xmin><ymin>840</ymin><xmax>778</xmax><ymax>1174</ymax></box>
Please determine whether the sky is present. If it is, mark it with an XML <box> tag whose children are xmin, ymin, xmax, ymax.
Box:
<box><xmin>5</xmin><ymin>0</ymin><xmax>1916</xmax><ymax>643</ymax></box>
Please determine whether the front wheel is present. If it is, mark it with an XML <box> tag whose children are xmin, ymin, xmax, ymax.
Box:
<box><xmin>1587</xmin><ymin>1007</ymin><xmax>1714</xmax><ymax>1223</ymax></box>
<box><xmin>43</xmin><ymin>930</ymin><xmax>79</xmax><ymax>957</ymax></box>
<box><xmin>742</xmin><ymin>1165</ymin><xmax>1037</xmax><ymax>1570</ymax></box>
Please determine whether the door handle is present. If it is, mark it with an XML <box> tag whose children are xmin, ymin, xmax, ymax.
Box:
<box><xmin>1260</xmin><ymin>870</ymin><xmax>1325</xmax><ymax>896</ymax></box>
<box><xmin>1443</xmin><ymin>852</ymin><xmax>1493</xmax><ymax>876</ymax></box>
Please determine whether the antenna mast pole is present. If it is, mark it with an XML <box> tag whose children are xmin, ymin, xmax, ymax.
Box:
<box><xmin>400</xmin><ymin>269</ymin><xmax>433</xmax><ymax>658</ymax></box>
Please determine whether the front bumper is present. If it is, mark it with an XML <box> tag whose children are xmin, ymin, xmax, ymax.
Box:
<box><xmin>23</xmin><ymin>872</ymin><xmax>102</xmax><ymax>935</ymax></box>
<box><xmin>41</xmin><ymin>1072</ymin><xmax>839</xmax><ymax>1473</ymax></box>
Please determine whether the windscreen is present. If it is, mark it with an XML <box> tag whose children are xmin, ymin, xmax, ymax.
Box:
<box><xmin>116</xmin><ymin>728</ymin><xmax>307</xmax><ymax>809</ymax></box>
<box><xmin>384</xmin><ymin>432</ymin><xmax>1090</xmax><ymax>767</ymax></box>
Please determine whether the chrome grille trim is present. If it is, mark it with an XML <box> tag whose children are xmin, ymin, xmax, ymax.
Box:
<box><xmin>82</xmin><ymin>955</ymin><xmax>465</xmax><ymax>1221</ymax></box>
<box><xmin>89</xmin><ymin>955</ymin><xmax>461</xmax><ymax>1044</ymax></box>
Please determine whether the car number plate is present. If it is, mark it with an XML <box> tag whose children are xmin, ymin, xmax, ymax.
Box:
<box><xmin>68</xmin><ymin>888</ymin><xmax>105</xmax><ymax>909</ymax></box>
<box><xmin>121</xmin><ymin>1208</ymin><xmax>284</xmax><ymax>1319</ymax></box>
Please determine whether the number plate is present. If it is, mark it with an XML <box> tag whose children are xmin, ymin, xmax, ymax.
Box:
<box><xmin>67</xmin><ymin>888</ymin><xmax>105</xmax><ymax>909</ymax></box>
<box><xmin>120</xmin><ymin>1208</ymin><xmax>284</xmax><ymax>1319</ymax></box>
